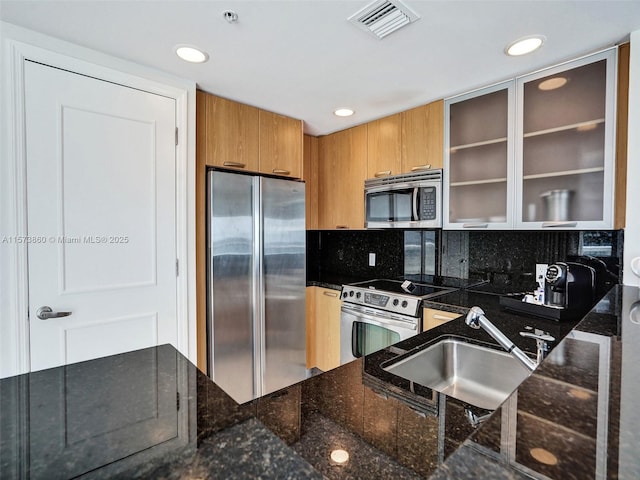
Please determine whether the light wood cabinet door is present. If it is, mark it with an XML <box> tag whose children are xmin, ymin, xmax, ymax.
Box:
<box><xmin>306</xmin><ymin>287</ymin><xmax>317</xmax><ymax>368</ymax></box>
<box><xmin>402</xmin><ymin>100</ymin><xmax>444</xmax><ymax>172</ymax></box>
<box><xmin>259</xmin><ymin>110</ymin><xmax>303</xmax><ymax>179</ymax></box>
<box><xmin>367</xmin><ymin>113</ymin><xmax>402</xmax><ymax>179</ymax></box>
<box><xmin>198</xmin><ymin>91</ymin><xmax>259</xmax><ymax>171</ymax></box>
<box><xmin>318</xmin><ymin>124</ymin><xmax>368</xmax><ymax>229</ymax></box>
<box><xmin>311</xmin><ymin>287</ymin><xmax>342</xmax><ymax>372</ymax></box>
<box><xmin>423</xmin><ymin>308</ymin><xmax>460</xmax><ymax>332</ymax></box>
<box><xmin>303</xmin><ymin>135</ymin><xmax>319</xmax><ymax>230</ymax></box>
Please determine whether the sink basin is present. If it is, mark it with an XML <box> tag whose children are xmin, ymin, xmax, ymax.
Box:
<box><xmin>382</xmin><ymin>337</ymin><xmax>531</xmax><ymax>410</ymax></box>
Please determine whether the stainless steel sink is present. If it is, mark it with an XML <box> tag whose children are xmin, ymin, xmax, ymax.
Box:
<box><xmin>382</xmin><ymin>337</ymin><xmax>531</xmax><ymax>410</ymax></box>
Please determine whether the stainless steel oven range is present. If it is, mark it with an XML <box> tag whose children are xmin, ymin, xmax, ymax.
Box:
<box><xmin>340</xmin><ymin>279</ymin><xmax>454</xmax><ymax>365</ymax></box>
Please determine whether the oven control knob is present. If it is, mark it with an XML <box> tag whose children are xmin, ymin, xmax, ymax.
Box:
<box><xmin>342</xmin><ymin>291</ymin><xmax>347</xmax><ymax>299</ymax></box>
<box><xmin>392</xmin><ymin>299</ymin><xmax>399</xmax><ymax>306</ymax></box>
<box><xmin>356</xmin><ymin>292</ymin><xmax>361</xmax><ymax>299</ymax></box>
<box><xmin>349</xmin><ymin>291</ymin><xmax>354</xmax><ymax>297</ymax></box>
<box><xmin>401</xmin><ymin>300</ymin><xmax>408</xmax><ymax>308</ymax></box>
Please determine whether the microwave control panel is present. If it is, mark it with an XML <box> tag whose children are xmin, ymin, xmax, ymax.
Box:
<box><xmin>419</xmin><ymin>187</ymin><xmax>437</xmax><ymax>220</ymax></box>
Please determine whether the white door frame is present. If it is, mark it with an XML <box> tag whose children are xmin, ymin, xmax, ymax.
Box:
<box><xmin>0</xmin><ymin>22</ymin><xmax>197</xmax><ymax>377</ymax></box>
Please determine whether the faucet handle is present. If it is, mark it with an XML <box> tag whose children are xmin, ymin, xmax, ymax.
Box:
<box><xmin>519</xmin><ymin>330</ymin><xmax>555</xmax><ymax>342</ymax></box>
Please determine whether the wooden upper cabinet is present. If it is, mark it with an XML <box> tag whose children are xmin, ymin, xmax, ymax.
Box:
<box><xmin>367</xmin><ymin>113</ymin><xmax>402</xmax><ymax>179</ymax></box>
<box><xmin>402</xmin><ymin>100</ymin><xmax>444</xmax><ymax>172</ymax></box>
<box><xmin>197</xmin><ymin>91</ymin><xmax>259</xmax><ymax>170</ymax></box>
<box><xmin>318</xmin><ymin>125</ymin><xmax>368</xmax><ymax>229</ymax></box>
<box><xmin>303</xmin><ymin>135</ymin><xmax>319</xmax><ymax>230</ymax></box>
<box><xmin>259</xmin><ymin>110</ymin><xmax>303</xmax><ymax>179</ymax></box>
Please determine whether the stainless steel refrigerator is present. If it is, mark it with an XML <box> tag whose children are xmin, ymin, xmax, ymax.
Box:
<box><xmin>207</xmin><ymin>170</ymin><xmax>306</xmax><ymax>404</ymax></box>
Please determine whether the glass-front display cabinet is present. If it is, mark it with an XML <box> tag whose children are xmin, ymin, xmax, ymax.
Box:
<box><xmin>444</xmin><ymin>83</ymin><xmax>515</xmax><ymax>229</ymax></box>
<box><xmin>516</xmin><ymin>49</ymin><xmax>617</xmax><ymax>229</ymax></box>
<box><xmin>445</xmin><ymin>49</ymin><xmax>617</xmax><ymax>230</ymax></box>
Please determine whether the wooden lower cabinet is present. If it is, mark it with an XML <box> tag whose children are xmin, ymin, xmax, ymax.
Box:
<box><xmin>423</xmin><ymin>308</ymin><xmax>460</xmax><ymax>332</ymax></box>
<box><xmin>306</xmin><ymin>286</ymin><xmax>341</xmax><ymax>371</ymax></box>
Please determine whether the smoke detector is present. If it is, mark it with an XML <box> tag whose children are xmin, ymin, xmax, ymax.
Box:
<box><xmin>348</xmin><ymin>0</ymin><xmax>420</xmax><ymax>39</ymax></box>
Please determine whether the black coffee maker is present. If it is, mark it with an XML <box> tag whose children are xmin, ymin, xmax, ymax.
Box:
<box><xmin>544</xmin><ymin>262</ymin><xmax>596</xmax><ymax>312</ymax></box>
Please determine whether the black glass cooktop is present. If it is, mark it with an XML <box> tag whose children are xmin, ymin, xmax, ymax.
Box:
<box><xmin>349</xmin><ymin>279</ymin><xmax>454</xmax><ymax>299</ymax></box>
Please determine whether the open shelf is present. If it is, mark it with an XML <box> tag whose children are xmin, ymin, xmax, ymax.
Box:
<box><xmin>523</xmin><ymin>118</ymin><xmax>605</xmax><ymax>139</ymax></box>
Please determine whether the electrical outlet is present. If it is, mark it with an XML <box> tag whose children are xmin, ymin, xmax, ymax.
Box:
<box><xmin>535</xmin><ymin>264</ymin><xmax>548</xmax><ymax>288</ymax></box>
<box><xmin>369</xmin><ymin>253</ymin><xmax>376</xmax><ymax>267</ymax></box>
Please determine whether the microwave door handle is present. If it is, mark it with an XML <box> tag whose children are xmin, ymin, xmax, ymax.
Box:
<box><xmin>412</xmin><ymin>187</ymin><xmax>419</xmax><ymax>221</ymax></box>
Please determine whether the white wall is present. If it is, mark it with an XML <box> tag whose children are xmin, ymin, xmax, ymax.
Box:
<box><xmin>624</xmin><ymin>31</ymin><xmax>640</xmax><ymax>286</ymax></box>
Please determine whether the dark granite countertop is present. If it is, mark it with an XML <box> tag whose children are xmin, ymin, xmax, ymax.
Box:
<box><xmin>430</xmin><ymin>285</ymin><xmax>640</xmax><ymax>479</ymax></box>
<box><xmin>307</xmin><ymin>273</ymin><xmax>486</xmax><ymax>292</ymax></box>
<box><xmin>1</xmin><ymin>285</ymin><xmax>638</xmax><ymax>479</ymax></box>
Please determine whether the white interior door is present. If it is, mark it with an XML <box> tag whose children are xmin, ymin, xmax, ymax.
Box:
<box><xmin>24</xmin><ymin>60</ymin><xmax>178</xmax><ymax>371</ymax></box>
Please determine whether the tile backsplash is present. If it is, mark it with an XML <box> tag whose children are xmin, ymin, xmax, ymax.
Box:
<box><xmin>307</xmin><ymin>229</ymin><xmax>623</xmax><ymax>288</ymax></box>
<box><xmin>307</xmin><ymin>230</ymin><xmax>404</xmax><ymax>282</ymax></box>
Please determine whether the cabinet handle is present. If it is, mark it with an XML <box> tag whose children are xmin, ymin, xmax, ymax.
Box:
<box><xmin>323</xmin><ymin>291</ymin><xmax>339</xmax><ymax>297</ymax></box>
<box><xmin>374</xmin><ymin>170</ymin><xmax>392</xmax><ymax>178</ymax></box>
<box><xmin>411</xmin><ymin>164</ymin><xmax>431</xmax><ymax>172</ymax></box>
<box><xmin>463</xmin><ymin>223</ymin><xmax>488</xmax><ymax>228</ymax></box>
<box><xmin>336</xmin><ymin>225</ymin><xmax>349</xmax><ymax>229</ymax></box>
<box><xmin>272</xmin><ymin>168</ymin><xmax>291</xmax><ymax>175</ymax></box>
<box><xmin>433</xmin><ymin>314</ymin><xmax>455</xmax><ymax>321</ymax></box>
<box><xmin>542</xmin><ymin>222</ymin><xmax>577</xmax><ymax>228</ymax></box>
<box><xmin>223</xmin><ymin>161</ymin><xmax>246</xmax><ymax>168</ymax></box>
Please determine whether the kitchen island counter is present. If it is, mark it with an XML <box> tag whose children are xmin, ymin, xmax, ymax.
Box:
<box><xmin>1</xmin><ymin>285</ymin><xmax>637</xmax><ymax>479</ymax></box>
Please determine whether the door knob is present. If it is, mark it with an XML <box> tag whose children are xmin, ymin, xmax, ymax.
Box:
<box><xmin>36</xmin><ymin>306</ymin><xmax>72</xmax><ymax>320</ymax></box>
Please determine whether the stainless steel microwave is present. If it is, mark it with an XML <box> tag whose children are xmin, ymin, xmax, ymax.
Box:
<box><xmin>364</xmin><ymin>170</ymin><xmax>442</xmax><ymax>228</ymax></box>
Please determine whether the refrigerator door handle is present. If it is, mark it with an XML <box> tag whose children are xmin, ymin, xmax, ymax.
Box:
<box><xmin>253</xmin><ymin>177</ymin><xmax>265</xmax><ymax>399</ymax></box>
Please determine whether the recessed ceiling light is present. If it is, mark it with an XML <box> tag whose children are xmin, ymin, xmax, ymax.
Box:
<box><xmin>334</xmin><ymin>108</ymin><xmax>355</xmax><ymax>117</ymax></box>
<box><xmin>175</xmin><ymin>45</ymin><xmax>209</xmax><ymax>63</ymax></box>
<box><xmin>330</xmin><ymin>449</ymin><xmax>349</xmax><ymax>464</ymax></box>
<box><xmin>539</xmin><ymin>76</ymin><xmax>568</xmax><ymax>91</ymax></box>
<box><xmin>505</xmin><ymin>35</ymin><xmax>545</xmax><ymax>56</ymax></box>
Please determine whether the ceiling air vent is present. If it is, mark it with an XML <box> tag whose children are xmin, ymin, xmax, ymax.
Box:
<box><xmin>348</xmin><ymin>0</ymin><xmax>420</xmax><ymax>39</ymax></box>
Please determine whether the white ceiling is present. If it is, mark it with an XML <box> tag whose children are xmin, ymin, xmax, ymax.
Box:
<box><xmin>2</xmin><ymin>1</ymin><xmax>640</xmax><ymax>136</ymax></box>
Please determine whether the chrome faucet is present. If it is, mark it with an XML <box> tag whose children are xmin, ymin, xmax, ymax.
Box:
<box><xmin>520</xmin><ymin>328</ymin><xmax>555</xmax><ymax>365</ymax></box>
<box><xmin>465</xmin><ymin>306</ymin><xmax>554</xmax><ymax>372</ymax></box>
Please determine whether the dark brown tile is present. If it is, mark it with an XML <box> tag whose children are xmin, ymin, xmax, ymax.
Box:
<box><xmin>515</xmin><ymin>412</ymin><xmax>597</xmax><ymax>479</ymax></box>
<box><xmin>536</xmin><ymin>338</ymin><xmax>600</xmax><ymax>391</ymax></box>
<box><xmin>444</xmin><ymin>400</ymin><xmax>477</xmax><ymax>445</ymax></box>
<box><xmin>396</xmin><ymin>401</ymin><xmax>440</xmax><ymax>477</ymax></box>
<box><xmin>257</xmin><ymin>384</ymin><xmax>302</xmax><ymax>445</ymax></box>
<box><xmin>303</xmin><ymin>359</ymin><xmax>365</xmax><ymax>437</ymax></box>
<box><xmin>197</xmin><ymin>372</ymin><xmax>257</xmax><ymax>442</ymax></box>
<box><xmin>363</xmin><ymin>386</ymin><xmax>398</xmax><ymax>458</ymax></box>
<box><xmin>517</xmin><ymin>373</ymin><xmax>598</xmax><ymax>438</ymax></box>
<box><xmin>471</xmin><ymin>407</ymin><xmax>502</xmax><ymax>455</ymax></box>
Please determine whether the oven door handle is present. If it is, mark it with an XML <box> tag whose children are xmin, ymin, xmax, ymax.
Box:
<box><xmin>352</xmin><ymin>322</ymin><xmax>358</xmax><ymax>358</ymax></box>
<box><xmin>341</xmin><ymin>305</ymin><xmax>418</xmax><ymax>331</ymax></box>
